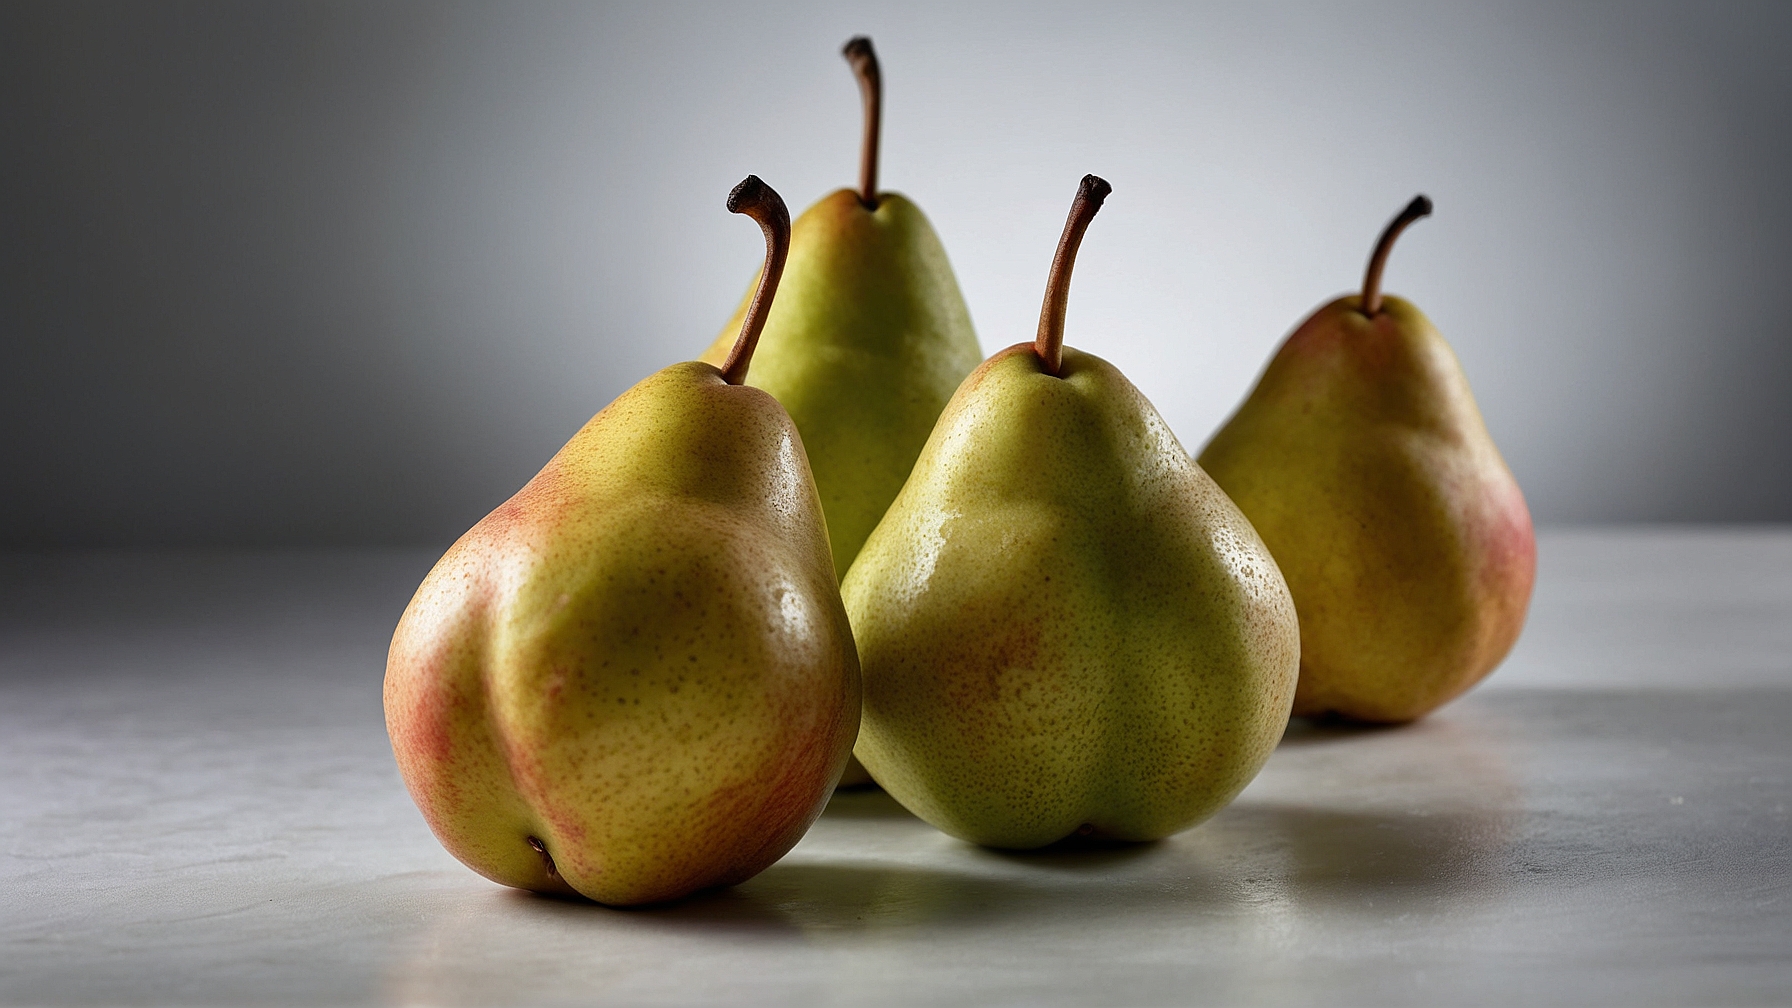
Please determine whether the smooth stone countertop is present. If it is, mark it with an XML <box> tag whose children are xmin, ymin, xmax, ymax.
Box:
<box><xmin>2</xmin><ymin>528</ymin><xmax>1789</xmax><ymax>1006</ymax></box>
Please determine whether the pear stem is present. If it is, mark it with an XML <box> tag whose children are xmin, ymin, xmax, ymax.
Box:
<box><xmin>1033</xmin><ymin>175</ymin><xmax>1111</xmax><ymax>377</ymax></box>
<box><xmin>719</xmin><ymin>176</ymin><xmax>791</xmax><ymax>386</ymax></box>
<box><xmin>1361</xmin><ymin>194</ymin><xmax>1432</xmax><ymax>316</ymax></box>
<box><xmin>843</xmin><ymin>37</ymin><xmax>881</xmax><ymax>210</ymax></box>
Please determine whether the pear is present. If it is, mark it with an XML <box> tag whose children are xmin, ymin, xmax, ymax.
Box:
<box><xmin>384</xmin><ymin>177</ymin><xmax>859</xmax><ymax>907</ymax></box>
<box><xmin>1198</xmin><ymin>196</ymin><xmax>1536</xmax><ymax>724</ymax></box>
<box><xmin>699</xmin><ymin>37</ymin><xmax>982</xmax><ymax>580</ymax></box>
<box><xmin>841</xmin><ymin>176</ymin><xmax>1300</xmax><ymax>849</ymax></box>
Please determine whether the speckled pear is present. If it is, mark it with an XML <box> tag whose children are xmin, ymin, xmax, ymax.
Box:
<box><xmin>383</xmin><ymin>177</ymin><xmax>859</xmax><ymax>906</ymax></box>
<box><xmin>841</xmin><ymin>177</ymin><xmax>1300</xmax><ymax>849</ymax></box>
<box><xmin>1198</xmin><ymin>196</ymin><xmax>1535</xmax><ymax>723</ymax></box>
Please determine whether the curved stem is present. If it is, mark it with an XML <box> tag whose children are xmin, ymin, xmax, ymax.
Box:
<box><xmin>719</xmin><ymin>176</ymin><xmax>792</xmax><ymax>386</ymax></box>
<box><xmin>842</xmin><ymin>36</ymin><xmax>881</xmax><ymax>209</ymax></box>
<box><xmin>1361</xmin><ymin>194</ymin><xmax>1432</xmax><ymax>316</ymax></box>
<box><xmin>1033</xmin><ymin>175</ymin><xmax>1111</xmax><ymax>377</ymax></box>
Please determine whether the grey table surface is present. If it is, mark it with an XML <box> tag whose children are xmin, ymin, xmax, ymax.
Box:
<box><xmin>2</xmin><ymin>528</ymin><xmax>1789</xmax><ymax>1007</ymax></box>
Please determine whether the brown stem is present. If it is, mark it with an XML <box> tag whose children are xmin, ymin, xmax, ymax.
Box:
<box><xmin>842</xmin><ymin>37</ymin><xmax>881</xmax><ymax>209</ymax></box>
<box><xmin>1033</xmin><ymin>175</ymin><xmax>1112</xmax><ymax>377</ymax></box>
<box><xmin>1361</xmin><ymin>194</ymin><xmax>1432</xmax><ymax>316</ymax></box>
<box><xmin>719</xmin><ymin>176</ymin><xmax>791</xmax><ymax>386</ymax></box>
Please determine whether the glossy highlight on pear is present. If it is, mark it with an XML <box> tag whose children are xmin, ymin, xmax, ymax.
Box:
<box><xmin>384</xmin><ymin>176</ymin><xmax>860</xmax><ymax>906</ymax></box>
<box><xmin>1199</xmin><ymin>195</ymin><xmax>1536</xmax><ymax>724</ymax></box>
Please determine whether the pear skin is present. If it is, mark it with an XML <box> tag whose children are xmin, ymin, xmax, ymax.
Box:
<box><xmin>1198</xmin><ymin>200</ymin><xmax>1535</xmax><ymax>724</ymax></box>
<box><xmin>700</xmin><ymin>190</ymin><xmax>980</xmax><ymax>580</ymax></box>
<box><xmin>385</xmin><ymin>178</ymin><xmax>859</xmax><ymax>906</ymax></box>
<box><xmin>841</xmin><ymin>177</ymin><xmax>1300</xmax><ymax>849</ymax></box>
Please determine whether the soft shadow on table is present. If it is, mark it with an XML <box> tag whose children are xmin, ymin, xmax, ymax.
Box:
<box><xmin>508</xmin><ymin>716</ymin><xmax>1512</xmax><ymax>931</ymax></box>
<box><xmin>982</xmin><ymin>834</ymin><xmax>1165</xmax><ymax>871</ymax></box>
<box><xmin>386</xmin><ymin>803</ymin><xmax>1518</xmax><ymax>1008</ymax></box>
<box><xmin>752</xmin><ymin>713</ymin><xmax>1512</xmax><ymax>923</ymax></box>
<box><xmin>1201</xmin><ymin>802</ymin><xmax>1516</xmax><ymax>900</ymax></box>
<box><xmin>1277</xmin><ymin>715</ymin><xmax>1412</xmax><ymax>746</ymax></box>
<box><xmin>816</xmin><ymin>786</ymin><xmax>911</xmax><ymax>819</ymax></box>
<box><xmin>1225</xmin><ymin>707</ymin><xmax>1523</xmax><ymax>902</ymax></box>
<box><xmin>771</xmin><ymin>805</ymin><xmax>1511</xmax><ymax>923</ymax></box>
<box><xmin>384</xmin><ymin>720</ymin><xmax>1524</xmax><ymax>1002</ymax></box>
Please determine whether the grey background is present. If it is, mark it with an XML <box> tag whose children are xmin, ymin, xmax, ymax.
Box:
<box><xmin>3</xmin><ymin>1</ymin><xmax>1788</xmax><ymax>548</ymax></box>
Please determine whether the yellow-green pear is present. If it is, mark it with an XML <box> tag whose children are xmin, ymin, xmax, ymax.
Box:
<box><xmin>1198</xmin><ymin>196</ymin><xmax>1536</xmax><ymax>724</ymax></box>
<box><xmin>841</xmin><ymin>176</ymin><xmax>1300</xmax><ymax>849</ymax></box>
<box><xmin>699</xmin><ymin>37</ymin><xmax>981</xmax><ymax>580</ymax></box>
<box><xmin>384</xmin><ymin>177</ymin><xmax>859</xmax><ymax>906</ymax></box>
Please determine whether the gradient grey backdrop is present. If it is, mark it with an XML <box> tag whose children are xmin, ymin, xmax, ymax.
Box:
<box><xmin>3</xmin><ymin>1</ymin><xmax>1788</xmax><ymax>548</ymax></box>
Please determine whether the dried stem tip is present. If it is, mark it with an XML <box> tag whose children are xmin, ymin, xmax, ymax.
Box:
<box><xmin>719</xmin><ymin>176</ymin><xmax>792</xmax><ymax>386</ymax></box>
<box><xmin>1034</xmin><ymin>174</ymin><xmax>1112</xmax><ymax>377</ymax></box>
<box><xmin>1361</xmin><ymin>194</ymin><xmax>1432</xmax><ymax>317</ymax></box>
<box><xmin>842</xmin><ymin>36</ymin><xmax>882</xmax><ymax>209</ymax></box>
